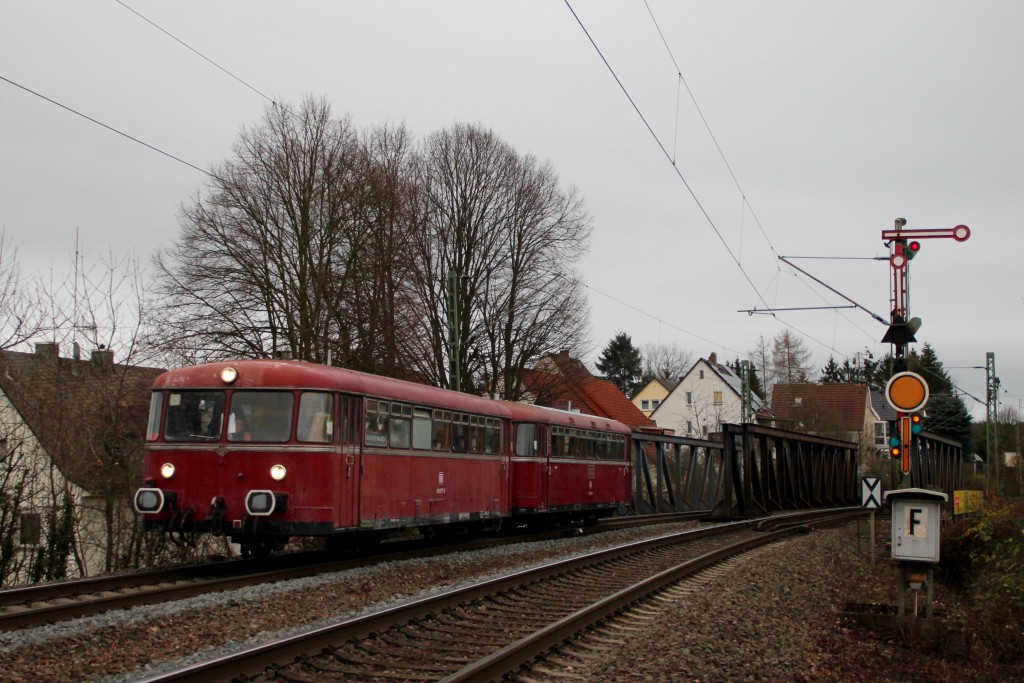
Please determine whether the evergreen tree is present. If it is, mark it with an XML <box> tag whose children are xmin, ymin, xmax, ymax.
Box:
<box><xmin>730</xmin><ymin>358</ymin><xmax>766</xmax><ymax>401</ymax></box>
<box><xmin>913</xmin><ymin>343</ymin><xmax>972</xmax><ymax>450</ymax></box>
<box><xmin>820</xmin><ymin>355</ymin><xmax>869</xmax><ymax>383</ymax></box>
<box><xmin>820</xmin><ymin>356</ymin><xmax>843</xmax><ymax>383</ymax></box>
<box><xmin>596</xmin><ymin>332</ymin><xmax>644</xmax><ymax>397</ymax></box>
<box><xmin>860</xmin><ymin>348</ymin><xmax>891</xmax><ymax>392</ymax></box>
<box><xmin>870</xmin><ymin>342</ymin><xmax>973</xmax><ymax>450</ymax></box>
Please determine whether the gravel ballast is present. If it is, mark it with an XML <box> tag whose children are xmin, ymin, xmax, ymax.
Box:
<box><xmin>0</xmin><ymin>521</ymin><xmax>988</xmax><ymax>682</ymax></box>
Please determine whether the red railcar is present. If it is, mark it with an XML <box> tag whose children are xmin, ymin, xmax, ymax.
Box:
<box><xmin>134</xmin><ymin>359</ymin><xmax>631</xmax><ymax>555</ymax></box>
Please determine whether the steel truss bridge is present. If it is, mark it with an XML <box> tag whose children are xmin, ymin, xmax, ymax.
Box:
<box><xmin>631</xmin><ymin>423</ymin><xmax>965</xmax><ymax>517</ymax></box>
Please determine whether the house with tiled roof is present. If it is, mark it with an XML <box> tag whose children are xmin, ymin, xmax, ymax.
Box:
<box><xmin>631</xmin><ymin>377</ymin><xmax>678</xmax><ymax>418</ymax></box>
<box><xmin>522</xmin><ymin>351</ymin><xmax>655</xmax><ymax>430</ymax></box>
<box><xmin>769</xmin><ymin>382</ymin><xmax>889</xmax><ymax>461</ymax></box>
<box><xmin>0</xmin><ymin>343</ymin><xmax>163</xmax><ymax>583</ymax></box>
<box><xmin>650</xmin><ymin>353</ymin><xmax>763</xmax><ymax>437</ymax></box>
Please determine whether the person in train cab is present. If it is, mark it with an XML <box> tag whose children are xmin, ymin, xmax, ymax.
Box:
<box><xmin>231</xmin><ymin>415</ymin><xmax>253</xmax><ymax>442</ymax></box>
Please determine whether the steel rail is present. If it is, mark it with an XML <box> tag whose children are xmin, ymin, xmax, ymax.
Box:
<box><xmin>0</xmin><ymin>512</ymin><xmax>698</xmax><ymax>631</ymax></box>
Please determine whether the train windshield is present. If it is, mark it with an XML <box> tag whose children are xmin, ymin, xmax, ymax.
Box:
<box><xmin>164</xmin><ymin>391</ymin><xmax>226</xmax><ymax>441</ymax></box>
<box><xmin>228</xmin><ymin>391</ymin><xmax>294</xmax><ymax>443</ymax></box>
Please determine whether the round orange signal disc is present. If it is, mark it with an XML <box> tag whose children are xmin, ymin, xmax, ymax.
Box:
<box><xmin>885</xmin><ymin>371</ymin><xmax>930</xmax><ymax>412</ymax></box>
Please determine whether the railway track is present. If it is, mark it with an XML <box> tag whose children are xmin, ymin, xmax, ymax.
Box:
<box><xmin>134</xmin><ymin>508</ymin><xmax>861</xmax><ymax>682</ymax></box>
<box><xmin>0</xmin><ymin>511</ymin><xmax>704</xmax><ymax>632</ymax></box>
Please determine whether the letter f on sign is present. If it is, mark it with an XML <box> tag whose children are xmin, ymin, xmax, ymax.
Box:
<box><xmin>908</xmin><ymin>508</ymin><xmax>922</xmax><ymax>536</ymax></box>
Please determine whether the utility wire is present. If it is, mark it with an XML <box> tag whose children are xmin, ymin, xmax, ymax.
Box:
<box><xmin>0</xmin><ymin>74</ymin><xmax>220</xmax><ymax>180</ymax></box>
<box><xmin>114</xmin><ymin>0</ymin><xmax>278</xmax><ymax>107</ymax></box>
<box><xmin>582</xmin><ymin>282</ymin><xmax>744</xmax><ymax>356</ymax></box>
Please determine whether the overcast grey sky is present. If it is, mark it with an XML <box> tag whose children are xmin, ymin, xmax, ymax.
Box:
<box><xmin>2</xmin><ymin>1</ymin><xmax>1021</xmax><ymax>418</ymax></box>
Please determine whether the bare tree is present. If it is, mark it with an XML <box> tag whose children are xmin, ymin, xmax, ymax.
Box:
<box><xmin>770</xmin><ymin>330</ymin><xmax>813</xmax><ymax>385</ymax></box>
<box><xmin>403</xmin><ymin>123</ymin><xmax>591</xmax><ymax>398</ymax></box>
<box><xmin>641</xmin><ymin>342</ymin><xmax>693</xmax><ymax>383</ymax></box>
<box><xmin>0</xmin><ymin>230</ymin><xmax>42</xmax><ymax>351</ymax></box>
<box><xmin>154</xmin><ymin>98</ymin><xmax>363</xmax><ymax>364</ymax></box>
<box><xmin>331</xmin><ymin>123</ymin><xmax>420</xmax><ymax>377</ymax></box>
<box><xmin>749</xmin><ymin>335</ymin><xmax>772</xmax><ymax>396</ymax></box>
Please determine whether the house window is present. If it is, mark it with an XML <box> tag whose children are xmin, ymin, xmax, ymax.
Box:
<box><xmin>713</xmin><ymin>391</ymin><xmax>723</xmax><ymax>405</ymax></box>
<box><xmin>651</xmin><ymin>400</ymin><xmax>660</xmax><ymax>410</ymax></box>
<box><xmin>699</xmin><ymin>370</ymin><xmax>704</xmax><ymax>379</ymax></box>
<box><xmin>641</xmin><ymin>400</ymin><xmax>650</xmax><ymax>410</ymax></box>
<box><xmin>685</xmin><ymin>392</ymin><xmax>692</xmax><ymax>405</ymax></box>
<box><xmin>793</xmin><ymin>397</ymin><xmax>802</xmax><ymax>406</ymax></box>
<box><xmin>874</xmin><ymin>421</ymin><xmax>889</xmax><ymax>447</ymax></box>
<box><xmin>686</xmin><ymin>421</ymin><xmax>693</xmax><ymax>434</ymax></box>
<box><xmin>19</xmin><ymin>512</ymin><xmax>41</xmax><ymax>546</ymax></box>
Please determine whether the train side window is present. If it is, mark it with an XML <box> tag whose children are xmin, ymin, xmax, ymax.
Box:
<box><xmin>469</xmin><ymin>415</ymin><xmax>484</xmax><ymax>453</ymax></box>
<box><xmin>515</xmin><ymin>423</ymin><xmax>536</xmax><ymax>457</ymax></box>
<box><xmin>577</xmin><ymin>429</ymin><xmax>588</xmax><ymax>458</ymax></box>
<box><xmin>551</xmin><ymin>426</ymin><xmax>564</xmax><ymax>458</ymax></box>
<box><xmin>165</xmin><ymin>391</ymin><xmax>226</xmax><ymax>441</ymax></box>
<box><xmin>390</xmin><ymin>403</ymin><xmax>412</xmax><ymax>449</ymax></box>
<box><xmin>298</xmin><ymin>392</ymin><xmax>333</xmax><ymax>443</ymax></box>
<box><xmin>485</xmin><ymin>418</ymin><xmax>500</xmax><ymax>454</ymax></box>
<box><xmin>412</xmin><ymin>408</ymin><xmax>432</xmax><ymax>450</ymax></box>
<box><xmin>452</xmin><ymin>412</ymin><xmax>469</xmax><ymax>453</ymax></box>
<box><xmin>146</xmin><ymin>392</ymin><xmax>164</xmax><ymax>441</ymax></box>
<box><xmin>432</xmin><ymin>410</ymin><xmax>451</xmax><ymax>451</ymax></box>
<box><xmin>365</xmin><ymin>399</ymin><xmax>389</xmax><ymax>447</ymax></box>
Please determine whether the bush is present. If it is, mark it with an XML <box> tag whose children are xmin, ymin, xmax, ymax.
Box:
<box><xmin>941</xmin><ymin>499</ymin><xmax>1024</xmax><ymax>665</ymax></box>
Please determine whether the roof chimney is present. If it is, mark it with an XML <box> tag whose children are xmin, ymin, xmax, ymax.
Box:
<box><xmin>35</xmin><ymin>342</ymin><xmax>59</xmax><ymax>358</ymax></box>
<box><xmin>708</xmin><ymin>352</ymin><xmax>717</xmax><ymax>366</ymax></box>
<box><xmin>91</xmin><ymin>347</ymin><xmax>114</xmax><ymax>371</ymax></box>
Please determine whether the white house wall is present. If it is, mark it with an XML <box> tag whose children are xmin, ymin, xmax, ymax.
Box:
<box><xmin>0</xmin><ymin>389</ymin><xmax>90</xmax><ymax>583</ymax></box>
<box><xmin>651</xmin><ymin>361</ymin><xmax>744</xmax><ymax>436</ymax></box>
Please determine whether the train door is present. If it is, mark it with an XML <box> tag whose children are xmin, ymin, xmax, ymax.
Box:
<box><xmin>336</xmin><ymin>394</ymin><xmax>361</xmax><ymax>528</ymax></box>
<box><xmin>512</xmin><ymin>422</ymin><xmax>547</xmax><ymax>512</ymax></box>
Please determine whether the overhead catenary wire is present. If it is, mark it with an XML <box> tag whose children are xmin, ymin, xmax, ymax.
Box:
<box><xmin>642</xmin><ymin>0</ymin><xmax>777</xmax><ymax>261</ymax></box>
<box><xmin>0</xmin><ymin>74</ymin><xmax>220</xmax><ymax>181</ymax></box>
<box><xmin>563</xmin><ymin>0</ymin><xmax>773</xmax><ymax>317</ymax></box>
<box><xmin>114</xmin><ymin>0</ymin><xmax>279</xmax><ymax>108</ymax></box>
<box><xmin>582</xmin><ymin>282</ymin><xmax>744</xmax><ymax>357</ymax></box>
<box><xmin>567</xmin><ymin>1</ymin><xmax>859</xmax><ymax>361</ymax></box>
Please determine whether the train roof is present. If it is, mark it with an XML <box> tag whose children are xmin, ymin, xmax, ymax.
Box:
<box><xmin>155</xmin><ymin>360</ymin><xmax>512</xmax><ymax>418</ymax></box>
<box><xmin>499</xmin><ymin>400</ymin><xmax>631</xmax><ymax>435</ymax></box>
<box><xmin>154</xmin><ymin>359</ymin><xmax>631</xmax><ymax>434</ymax></box>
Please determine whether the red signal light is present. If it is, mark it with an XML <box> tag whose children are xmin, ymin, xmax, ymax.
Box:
<box><xmin>906</xmin><ymin>240</ymin><xmax>920</xmax><ymax>260</ymax></box>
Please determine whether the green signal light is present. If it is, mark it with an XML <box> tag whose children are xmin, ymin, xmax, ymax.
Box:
<box><xmin>889</xmin><ymin>435</ymin><xmax>901</xmax><ymax>448</ymax></box>
<box><xmin>910</xmin><ymin>413</ymin><xmax>923</xmax><ymax>435</ymax></box>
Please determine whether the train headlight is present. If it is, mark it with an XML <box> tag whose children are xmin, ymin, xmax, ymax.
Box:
<box><xmin>220</xmin><ymin>366</ymin><xmax>238</xmax><ymax>384</ymax></box>
<box><xmin>245</xmin><ymin>490</ymin><xmax>287</xmax><ymax>516</ymax></box>
<box><xmin>134</xmin><ymin>488</ymin><xmax>165</xmax><ymax>513</ymax></box>
<box><xmin>160</xmin><ymin>462</ymin><xmax>176</xmax><ymax>480</ymax></box>
<box><xmin>270</xmin><ymin>464</ymin><xmax>287</xmax><ymax>481</ymax></box>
